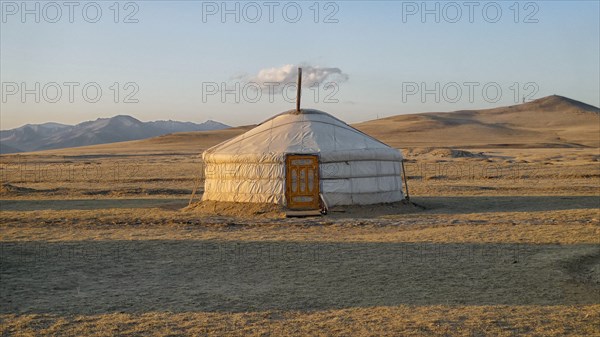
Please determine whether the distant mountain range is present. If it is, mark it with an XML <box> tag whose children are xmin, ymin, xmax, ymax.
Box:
<box><xmin>0</xmin><ymin>115</ymin><xmax>230</xmax><ymax>154</ymax></box>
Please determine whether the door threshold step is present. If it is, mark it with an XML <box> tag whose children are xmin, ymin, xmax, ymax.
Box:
<box><xmin>285</xmin><ymin>210</ymin><xmax>322</xmax><ymax>217</ymax></box>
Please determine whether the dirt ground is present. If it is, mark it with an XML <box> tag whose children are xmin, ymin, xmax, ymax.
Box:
<box><xmin>1</xmin><ymin>147</ymin><xmax>599</xmax><ymax>336</ymax></box>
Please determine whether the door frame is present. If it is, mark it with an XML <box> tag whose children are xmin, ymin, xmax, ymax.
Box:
<box><xmin>285</xmin><ymin>154</ymin><xmax>320</xmax><ymax>210</ymax></box>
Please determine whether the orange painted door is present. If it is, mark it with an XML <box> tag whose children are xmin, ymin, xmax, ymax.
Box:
<box><xmin>286</xmin><ymin>155</ymin><xmax>320</xmax><ymax>210</ymax></box>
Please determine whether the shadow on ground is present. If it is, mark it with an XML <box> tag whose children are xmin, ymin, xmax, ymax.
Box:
<box><xmin>1</xmin><ymin>196</ymin><xmax>597</xmax><ymax>216</ymax></box>
<box><xmin>413</xmin><ymin>195</ymin><xmax>600</xmax><ymax>214</ymax></box>
<box><xmin>0</xmin><ymin>198</ymin><xmax>189</xmax><ymax>211</ymax></box>
<box><xmin>1</xmin><ymin>241</ymin><xmax>598</xmax><ymax>315</ymax></box>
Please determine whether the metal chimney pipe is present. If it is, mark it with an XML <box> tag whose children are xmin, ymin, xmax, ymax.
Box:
<box><xmin>296</xmin><ymin>67</ymin><xmax>302</xmax><ymax>112</ymax></box>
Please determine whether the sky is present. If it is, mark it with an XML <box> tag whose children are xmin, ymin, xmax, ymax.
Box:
<box><xmin>1</xmin><ymin>0</ymin><xmax>599</xmax><ymax>129</ymax></box>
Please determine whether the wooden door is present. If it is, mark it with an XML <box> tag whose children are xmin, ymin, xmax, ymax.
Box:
<box><xmin>286</xmin><ymin>155</ymin><xmax>320</xmax><ymax>210</ymax></box>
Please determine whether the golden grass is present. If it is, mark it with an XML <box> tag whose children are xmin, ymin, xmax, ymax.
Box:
<box><xmin>1</xmin><ymin>207</ymin><xmax>598</xmax><ymax>244</ymax></box>
<box><xmin>2</xmin><ymin>305</ymin><xmax>599</xmax><ymax>337</ymax></box>
<box><xmin>1</xmin><ymin>146</ymin><xmax>599</xmax><ymax>336</ymax></box>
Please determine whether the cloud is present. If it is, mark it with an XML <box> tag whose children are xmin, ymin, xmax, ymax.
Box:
<box><xmin>237</xmin><ymin>64</ymin><xmax>349</xmax><ymax>92</ymax></box>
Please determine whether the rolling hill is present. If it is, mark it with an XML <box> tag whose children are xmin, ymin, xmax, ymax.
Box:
<box><xmin>354</xmin><ymin>95</ymin><xmax>599</xmax><ymax>149</ymax></box>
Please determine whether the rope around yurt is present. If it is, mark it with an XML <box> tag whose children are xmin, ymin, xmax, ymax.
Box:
<box><xmin>401</xmin><ymin>159</ymin><xmax>410</xmax><ymax>202</ymax></box>
<box><xmin>188</xmin><ymin>173</ymin><xmax>202</xmax><ymax>206</ymax></box>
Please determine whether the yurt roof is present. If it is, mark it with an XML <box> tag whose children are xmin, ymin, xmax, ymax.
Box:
<box><xmin>202</xmin><ymin>109</ymin><xmax>402</xmax><ymax>164</ymax></box>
